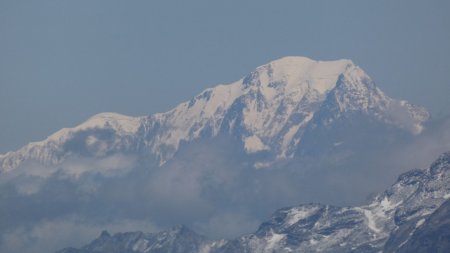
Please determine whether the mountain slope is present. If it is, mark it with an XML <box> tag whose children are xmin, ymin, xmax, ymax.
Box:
<box><xmin>0</xmin><ymin>56</ymin><xmax>428</xmax><ymax>173</ymax></box>
<box><xmin>394</xmin><ymin>198</ymin><xmax>450</xmax><ymax>253</ymax></box>
<box><xmin>216</xmin><ymin>152</ymin><xmax>450</xmax><ymax>253</ymax></box>
<box><xmin>54</xmin><ymin>152</ymin><xmax>450</xmax><ymax>253</ymax></box>
<box><xmin>55</xmin><ymin>226</ymin><xmax>221</xmax><ymax>253</ymax></box>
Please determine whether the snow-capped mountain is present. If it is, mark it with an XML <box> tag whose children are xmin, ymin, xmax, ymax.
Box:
<box><xmin>0</xmin><ymin>56</ymin><xmax>428</xmax><ymax>173</ymax></box>
<box><xmin>0</xmin><ymin>112</ymin><xmax>143</xmax><ymax>173</ymax></box>
<box><xmin>54</xmin><ymin>151</ymin><xmax>450</xmax><ymax>253</ymax></box>
<box><xmin>221</xmin><ymin>152</ymin><xmax>450</xmax><ymax>253</ymax></box>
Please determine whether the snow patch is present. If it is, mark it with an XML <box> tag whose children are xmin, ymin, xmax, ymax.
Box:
<box><xmin>132</xmin><ymin>239</ymin><xmax>149</xmax><ymax>252</ymax></box>
<box><xmin>361</xmin><ymin>209</ymin><xmax>382</xmax><ymax>234</ymax></box>
<box><xmin>265</xmin><ymin>231</ymin><xmax>285</xmax><ymax>251</ymax></box>
<box><xmin>244</xmin><ymin>135</ymin><xmax>269</xmax><ymax>153</ymax></box>
<box><xmin>285</xmin><ymin>206</ymin><xmax>319</xmax><ymax>226</ymax></box>
<box><xmin>254</xmin><ymin>162</ymin><xmax>273</xmax><ymax>169</ymax></box>
<box><xmin>415</xmin><ymin>218</ymin><xmax>426</xmax><ymax>228</ymax></box>
<box><xmin>280</xmin><ymin>112</ymin><xmax>314</xmax><ymax>157</ymax></box>
<box><xmin>380</xmin><ymin>196</ymin><xmax>402</xmax><ymax>211</ymax></box>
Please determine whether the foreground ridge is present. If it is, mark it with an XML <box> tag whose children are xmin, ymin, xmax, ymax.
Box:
<box><xmin>55</xmin><ymin>152</ymin><xmax>450</xmax><ymax>253</ymax></box>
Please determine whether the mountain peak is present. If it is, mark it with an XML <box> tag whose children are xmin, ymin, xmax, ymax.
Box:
<box><xmin>243</xmin><ymin>56</ymin><xmax>354</xmax><ymax>95</ymax></box>
<box><xmin>87</xmin><ymin>112</ymin><xmax>136</xmax><ymax>121</ymax></box>
<box><xmin>99</xmin><ymin>230</ymin><xmax>111</xmax><ymax>238</ymax></box>
<box><xmin>83</xmin><ymin>112</ymin><xmax>142</xmax><ymax>133</ymax></box>
<box><xmin>45</xmin><ymin>112</ymin><xmax>142</xmax><ymax>143</ymax></box>
<box><xmin>264</xmin><ymin>56</ymin><xmax>353</xmax><ymax>70</ymax></box>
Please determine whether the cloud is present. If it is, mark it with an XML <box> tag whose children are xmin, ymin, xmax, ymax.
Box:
<box><xmin>0</xmin><ymin>154</ymin><xmax>138</xmax><ymax>196</ymax></box>
<box><xmin>61</xmin><ymin>154</ymin><xmax>137</xmax><ymax>179</ymax></box>
<box><xmin>384</xmin><ymin>100</ymin><xmax>428</xmax><ymax>134</ymax></box>
<box><xmin>196</xmin><ymin>211</ymin><xmax>260</xmax><ymax>239</ymax></box>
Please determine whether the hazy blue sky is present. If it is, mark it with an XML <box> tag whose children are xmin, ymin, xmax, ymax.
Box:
<box><xmin>1</xmin><ymin>0</ymin><xmax>449</xmax><ymax>153</ymax></box>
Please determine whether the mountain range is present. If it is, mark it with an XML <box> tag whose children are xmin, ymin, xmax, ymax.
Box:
<box><xmin>0</xmin><ymin>56</ymin><xmax>428</xmax><ymax>173</ymax></box>
<box><xmin>1</xmin><ymin>56</ymin><xmax>447</xmax><ymax>253</ymax></box>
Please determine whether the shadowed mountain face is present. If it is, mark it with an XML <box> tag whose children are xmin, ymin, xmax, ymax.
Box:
<box><xmin>0</xmin><ymin>56</ymin><xmax>444</xmax><ymax>253</ymax></box>
<box><xmin>394</xmin><ymin>198</ymin><xmax>450</xmax><ymax>253</ymax></box>
<box><xmin>54</xmin><ymin>152</ymin><xmax>450</xmax><ymax>253</ymax></box>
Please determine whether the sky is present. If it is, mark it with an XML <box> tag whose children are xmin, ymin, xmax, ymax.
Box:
<box><xmin>1</xmin><ymin>0</ymin><xmax>450</xmax><ymax>153</ymax></box>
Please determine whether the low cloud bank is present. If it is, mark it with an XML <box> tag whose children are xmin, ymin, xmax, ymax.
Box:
<box><xmin>1</xmin><ymin>118</ymin><xmax>450</xmax><ymax>253</ymax></box>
